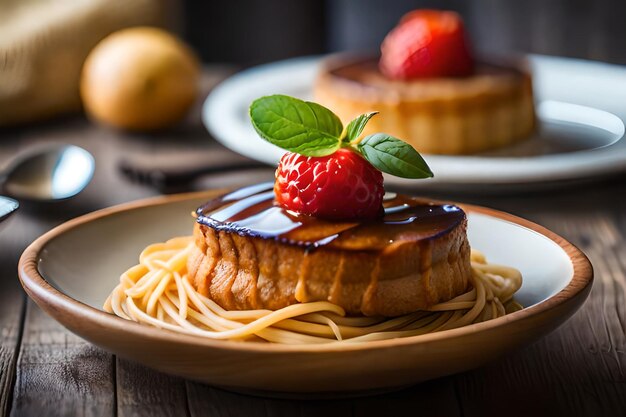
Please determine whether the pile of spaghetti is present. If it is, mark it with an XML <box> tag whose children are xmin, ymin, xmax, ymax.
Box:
<box><xmin>104</xmin><ymin>236</ymin><xmax>523</xmax><ymax>344</ymax></box>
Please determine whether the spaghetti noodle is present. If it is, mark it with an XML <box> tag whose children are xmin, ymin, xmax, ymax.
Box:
<box><xmin>104</xmin><ymin>236</ymin><xmax>522</xmax><ymax>344</ymax></box>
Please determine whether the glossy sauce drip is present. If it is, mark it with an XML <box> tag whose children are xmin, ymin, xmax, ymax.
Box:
<box><xmin>196</xmin><ymin>182</ymin><xmax>465</xmax><ymax>251</ymax></box>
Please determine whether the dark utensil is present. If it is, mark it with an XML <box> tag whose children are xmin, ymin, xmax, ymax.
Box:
<box><xmin>119</xmin><ymin>158</ymin><xmax>269</xmax><ymax>189</ymax></box>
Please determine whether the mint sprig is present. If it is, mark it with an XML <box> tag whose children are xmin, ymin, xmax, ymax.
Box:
<box><xmin>249</xmin><ymin>95</ymin><xmax>433</xmax><ymax>179</ymax></box>
<box><xmin>249</xmin><ymin>95</ymin><xmax>342</xmax><ymax>157</ymax></box>
<box><xmin>357</xmin><ymin>133</ymin><xmax>433</xmax><ymax>179</ymax></box>
<box><xmin>342</xmin><ymin>111</ymin><xmax>378</xmax><ymax>143</ymax></box>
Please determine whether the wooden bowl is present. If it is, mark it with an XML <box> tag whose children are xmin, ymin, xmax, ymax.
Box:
<box><xmin>18</xmin><ymin>191</ymin><xmax>593</xmax><ymax>395</ymax></box>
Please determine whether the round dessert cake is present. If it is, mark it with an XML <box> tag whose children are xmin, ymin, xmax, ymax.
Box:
<box><xmin>187</xmin><ymin>183</ymin><xmax>471</xmax><ymax>317</ymax></box>
<box><xmin>315</xmin><ymin>55</ymin><xmax>535</xmax><ymax>155</ymax></box>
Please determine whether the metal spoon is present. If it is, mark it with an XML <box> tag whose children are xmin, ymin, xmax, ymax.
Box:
<box><xmin>0</xmin><ymin>195</ymin><xmax>19</xmax><ymax>223</ymax></box>
<box><xmin>0</xmin><ymin>145</ymin><xmax>95</xmax><ymax>202</ymax></box>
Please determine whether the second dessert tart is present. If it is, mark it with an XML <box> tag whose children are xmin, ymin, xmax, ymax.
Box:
<box><xmin>315</xmin><ymin>9</ymin><xmax>535</xmax><ymax>155</ymax></box>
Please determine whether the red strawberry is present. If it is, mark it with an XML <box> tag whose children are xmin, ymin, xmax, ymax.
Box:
<box><xmin>274</xmin><ymin>149</ymin><xmax>384</xmax><ymax>220</ymax></box>
<box><xmin>379</xmin><ymin>9</ymin><xmax>474</xmax><ymax>79</ymax></box>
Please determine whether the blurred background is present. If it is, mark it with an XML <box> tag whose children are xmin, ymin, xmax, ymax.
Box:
<box><xmin>2</xmin><ymin>0</ymin><xmax>625</xmax><ymax>128</ymax></box>
<box><xmin>0</xmin><ymin>0</ymin><xmax>623</xmax><ymax>195</ymax></box>
<box><xmin>187</xmin><ymin>0</ymin><xmax>626</xmax><ymax>66</ymax></box>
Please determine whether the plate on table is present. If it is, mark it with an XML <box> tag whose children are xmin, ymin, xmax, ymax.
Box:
<box><xmin>19</xmin><ymin>190</ymin><xmax>592</xmax><ymax>396</ymax></box>
<box><xmin>203</xmin><ymin>55</ymin><xmax>626</xmax><ymax>190</ymax></box>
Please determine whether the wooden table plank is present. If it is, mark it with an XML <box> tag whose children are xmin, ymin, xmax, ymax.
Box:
<box><xmin>186</xmin><ymin>383</ymin><xmax>357</xmax><ymax>417</ymax></box>
<box><xmin>0</xmin><ymin>220</ymin><xmax>28</xmax><ymax>417</ymax></box>
<box><xmin>296</xmin><ymin>400</ymin><xmax>358</xmax><ymax>417</ymax></box>
<box><xmin>187</xmin><ymin>382</ymin><xmax>355</xmax><ymax>417</ymax></box>
<box><xmin>9</xmin><ymin>301</ymin><xmax>115</xmax><ymax>417</ymax></box>
<box><xmin>116</xmin><ymin>359</ymin><xmax>189</xmax><ymax>417</ymax></box>
<box><xmin>297</xmin><ymin>400</ymin><xmax>353</xmax><ymax>417</ymax></box>
<box><xmin>352</xmin><ymin>378</ymin><xmax>461</xmax><ymax>417</ymax></box>
<box><xmin>186</xmin><ymin>384</ymin><xmax>267</xmax><ymax>417</ymax></box>
<box><xmin>0</xmin><ymin>184</ymin><xmax>51</xmax><ymax>416</ymax></box>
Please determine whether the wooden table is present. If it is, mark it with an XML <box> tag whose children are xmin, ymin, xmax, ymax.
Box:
<box><xmin>1</xmin><ymin>70</ymin><xmax>625</xmax><ymax>417</ymax></box>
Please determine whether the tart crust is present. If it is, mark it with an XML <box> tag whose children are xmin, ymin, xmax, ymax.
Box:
<box><xmin>314</xmin><ymin>55</ymin><xmax>535</xmax><ymax>155</ymax></box>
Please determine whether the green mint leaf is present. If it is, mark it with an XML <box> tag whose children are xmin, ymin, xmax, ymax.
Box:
<box><xmin>343</xmin><ymin>112</ymin><xmax>378</xmax><ymax>143</ymax></box>
<box><xmin>357</xmin><ymin>133</ymin><xmax>433</xmax><ymax>179</ymax></box>
<box><xmin>249</xmin><ymin>95</ymin><xmax>343</xmax><ymax>157</ymax></box>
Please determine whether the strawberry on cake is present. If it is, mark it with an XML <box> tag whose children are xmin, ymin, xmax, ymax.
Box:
<box><xmin>187</xmin><ymin>95</ymin><xmax>472</xmax><ymax>317</ymax></box>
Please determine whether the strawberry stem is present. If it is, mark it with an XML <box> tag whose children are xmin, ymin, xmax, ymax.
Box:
<box><xmin>348</xmin><ymin>137</ymin><xmax>364</xmax><ymax>146</ymax></box>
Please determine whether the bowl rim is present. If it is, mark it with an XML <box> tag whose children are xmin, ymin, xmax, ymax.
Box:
<box><xmin>18</xmin><ymin>190</ymin><xmax>594</xmax><ymax>354</ymax></box>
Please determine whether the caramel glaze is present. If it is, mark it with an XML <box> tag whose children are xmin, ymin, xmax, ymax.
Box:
<box><xmin>191</xmin><ymin>182</ymin><xmax>471</xmax><ymax>316</ymax></box>
<box><xmin>323</xmin><ymin>55</ymin><xmax>529</xmax><ymax>100</ymax></box>
<box><xmin>196</xmin><ymin>182</ymin><xmax>465</xmax><ymax>252</ymax></box>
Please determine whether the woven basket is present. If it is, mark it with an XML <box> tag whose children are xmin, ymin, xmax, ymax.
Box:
<box><xmin>0</xmin><ymin>0</ymin><xmax>174</xmax><ymax>126</ymax></box>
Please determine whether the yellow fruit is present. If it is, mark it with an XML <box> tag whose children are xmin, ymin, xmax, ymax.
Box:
<box><xmin>80</xmin><ymin>27</ymin><xmax>200</xmax><ymax>131</ymax></box>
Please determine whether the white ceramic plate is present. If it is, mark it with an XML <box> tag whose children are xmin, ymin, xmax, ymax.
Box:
<box><xmin>19</xmin><ymin>191</ymin><xmax>592</xmax><ymax>395</ymax></box>
<box><xmin>203</xmin><ymin>55</ymin><xmax>626</xmax><ymax>189</ymax></box>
